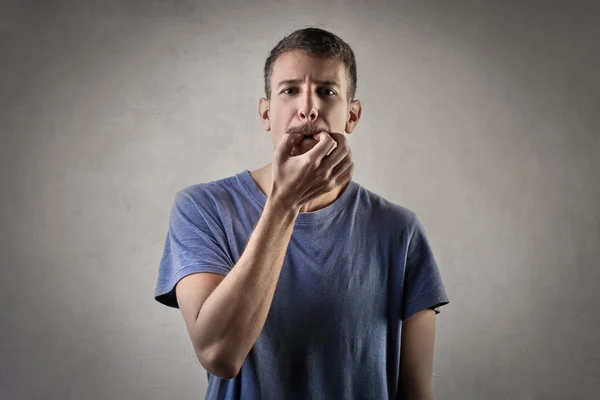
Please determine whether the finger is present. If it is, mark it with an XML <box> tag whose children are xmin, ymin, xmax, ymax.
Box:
<box><xmin>330</xmin><ymin>152</ymin><xmax>353</xmax><ymax>177</ymax></box>
<box><xmin>314</xmin><ymin>131</ymin><xmax>337</xmax><ymax>154</ymax></box>
<box><xmin>325</xmin><ymin>131</ymin><xmax>346</xmax><ymax>148</ymax></box>
<box><xmin>321</xmin><ymin>138</ymin><xmax>350</xmax><ymax>170</ymax></box>
<box><xmin>324</xmin><ymin>131</ymin><xmax>346</xmax><ymax>156</ymax></box>
<box><xmin>276</xmin><ymin>133</ymin><xmax>305</xmax><ymax>159</ymax></box>
<box><xmin>303</xmin><ymin>160</ymin><xmax>353</xmax><ymax>200</ymax></box>
<box><xmin>333</xmin><ymin>162</ymin><xmax>354</xmax><ymax>186</ymax></box>
<box><xmin>305</xmin><ymin>132</ymin><xmax>336</xmax><ymax>161</ymax></box>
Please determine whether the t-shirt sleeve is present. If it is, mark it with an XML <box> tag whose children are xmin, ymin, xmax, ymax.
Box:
<box><xmin>154</xmin><ymin>189</ymin><xmax>235</xmax><ymax>309</ymax></box>
<box><xmin>401</xmin><ymin>212</ymin><xmax>450</xmax><ymax>321</ymax></box>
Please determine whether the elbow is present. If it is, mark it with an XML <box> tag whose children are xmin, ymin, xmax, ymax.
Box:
<box><xmin>195</xmin><ymin>347</ymin><xmax>240</xmax><ymax>380</ymax></box>
<box><xmin>207</xmin><ymin>357</ymin><xmax>240</xmax><ymax>380</ymax></box>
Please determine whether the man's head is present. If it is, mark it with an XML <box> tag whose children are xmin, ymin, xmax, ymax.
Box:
<box><xmin>258</xmin><ymin>27</ymin><xmax>362</xmax><ymax>154</ymax></box>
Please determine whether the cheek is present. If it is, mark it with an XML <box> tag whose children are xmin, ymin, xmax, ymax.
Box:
<box><xmin>271</xmin><ymin>109</ymin><xmax>293</xmax><ymax>130</ymax></box>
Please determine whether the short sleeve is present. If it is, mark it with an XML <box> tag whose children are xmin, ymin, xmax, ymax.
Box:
<box><xmin>154</xmin><ymin>189</ymin><xmax>234</xmax><ymax>309</ymax></box>
<box><xmin>401</xmin><ymin>213</ymin><xmax>450</xmax><ymax>321</ymax></box>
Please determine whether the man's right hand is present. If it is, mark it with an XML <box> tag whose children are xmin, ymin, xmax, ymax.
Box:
<box><xmin>270</xmin><ymin>131</ymin><xmax>354</xmax><ymax>212</ymax></box>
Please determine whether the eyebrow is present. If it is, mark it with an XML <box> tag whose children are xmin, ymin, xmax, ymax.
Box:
<box><xmin>277</xmin><ymin>78</ymin><xmax>340</xmax><ymax>89</ymax></box>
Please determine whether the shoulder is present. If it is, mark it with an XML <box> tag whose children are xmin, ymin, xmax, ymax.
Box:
<box><xmin>174</xmin><ymin>173</ymin><xmax>243</xmax><ymax>211</ymax></box>
<box><xmin>354</xmin><ymin>182</ymin><xmax>416</xmax><ymax>231</ymax></box>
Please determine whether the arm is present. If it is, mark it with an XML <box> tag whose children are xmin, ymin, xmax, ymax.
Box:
<box><xmin>185</xmin><ymin>196</ymin><xmax>299</xmax><ymax>379</ymax></box>
<box><xmin>398</xmin><ymin>308</ymin><xmax>437</xmax><ymax>400</ymax></box>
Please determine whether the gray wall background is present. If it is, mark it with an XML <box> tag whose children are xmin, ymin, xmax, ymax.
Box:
<box><xmin>1</xmin><ymin>0</ymin><xmax>598</xmax><ymax>399</ymax></box>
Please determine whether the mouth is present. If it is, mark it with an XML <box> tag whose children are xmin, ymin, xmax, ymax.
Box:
<box><xmin>301</xmin><ymin>134</ymin><xmax>320</xmax><ymax>142</ymax></box>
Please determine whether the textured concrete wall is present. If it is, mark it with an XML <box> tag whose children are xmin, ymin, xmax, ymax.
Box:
<box><xmin>1</xmin><ymin>1</ymin><xmax>598</xmax><ymax>399</ymax></box>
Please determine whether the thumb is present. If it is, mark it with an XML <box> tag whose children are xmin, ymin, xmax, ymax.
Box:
<box><xmin>276</xmin><ymin>133</ymin><xmax>304</xmax><ymax>159</ymax></box>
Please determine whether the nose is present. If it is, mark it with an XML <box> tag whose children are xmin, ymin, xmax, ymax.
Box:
<box><xmin>298</xmin><ymin>108</ymin><xmax>317</xmax><ymax>122</ymax></box>
<box><xmin>298</xmin><ymin>96</ymin><xmax>318</xmax><ymax>122</ymax></box>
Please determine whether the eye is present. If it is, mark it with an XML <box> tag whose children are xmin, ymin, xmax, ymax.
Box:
<box><xmin>281</xmin><ymin>87</ymin><xmax>336</xmax><ymax>97</ymax></box>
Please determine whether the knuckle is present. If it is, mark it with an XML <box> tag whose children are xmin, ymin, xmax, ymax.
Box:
<box><xmin>341</xmin><ymin>142</ymin><xmax>350</xmax><ymax>154</ymax></box>
<box><xmin>305</xmin><ymin>156</ymin><xmax>318</xmax><ymax>169</ymax></box>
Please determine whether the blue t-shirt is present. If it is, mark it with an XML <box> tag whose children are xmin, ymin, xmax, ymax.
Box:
<box><xmin>155</xmin><ymin>169</ymin><xmax>450</xmax><ymax>400</ymax></box>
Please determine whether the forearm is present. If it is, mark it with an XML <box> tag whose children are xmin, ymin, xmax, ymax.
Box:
<box><xmin>194</xmin><ymin>196</ymin><xmax>298</xmax><ymax>377</ymax></box>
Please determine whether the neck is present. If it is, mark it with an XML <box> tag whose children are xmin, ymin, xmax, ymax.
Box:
<box><xmin>250</xmin><ymin>162</ymin><xmax>349</xmax><ymax>213</ymax></box>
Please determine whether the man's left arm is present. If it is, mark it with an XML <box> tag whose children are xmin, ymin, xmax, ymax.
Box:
<box><xmin>398</xmin><ymin>307</ymin><xmax>437</xmax><ymax>400</ymax></box>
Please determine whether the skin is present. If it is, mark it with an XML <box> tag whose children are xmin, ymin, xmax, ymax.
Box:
<box><xmin>253</xmin><ymin>49</ymin><xmax>438</xmax><ymax>398</ymax></box>
<box><xmin>399</xmin><ymin>308</ymin><xmax>437</xmax><ymax>400</ymax></box>
<box><xmin>253</xmin><ymin>49</ymin><xmax>361</xmax><ymax>212</ymax></box>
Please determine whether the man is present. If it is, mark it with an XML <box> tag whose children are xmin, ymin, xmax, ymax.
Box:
<box><xmin>155</xmin><ymin>27</ymin><xmax>450</xmax><ymax>400</ymax></box>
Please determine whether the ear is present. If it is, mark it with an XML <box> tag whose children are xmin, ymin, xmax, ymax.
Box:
<box><xmin>345</xmin><ymin>99</ymin><xmax>362</xmax><ymax>134</ymax></box>
<box><xmin>258</xmin><ymin>97</ymin><xmax>271</xmax><ymax>132</ymax></box>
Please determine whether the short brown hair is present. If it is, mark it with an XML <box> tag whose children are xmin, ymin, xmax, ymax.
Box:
<box><xmin>263</xmin><ymin>27</ymin><xmax>358</xmax><ymax>102</ymax></box>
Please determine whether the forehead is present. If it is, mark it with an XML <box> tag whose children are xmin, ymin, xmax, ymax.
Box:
<box><xmin>271</xmin><ymin>50</ymin><xmax>346</xmax><ymax>86</ymax></box>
